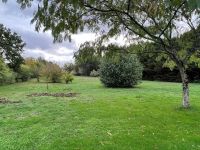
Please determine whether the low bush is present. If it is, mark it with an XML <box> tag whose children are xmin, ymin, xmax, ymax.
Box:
<box><xmin>90</xmin><ymin>70</ymin><xmax>99</xmax><ymax>77</ymax></box>
<box><xmin>0</xmin><ymin>59</ymin><xmax>15</xmax><ymax>85</ymax></box>
<box><xmin>63</xmin><ymin>72</ymin><xmax>74</xmax><ymax>84</ymax></box>
<box><xmin>3</xmin><ymin>72</ymin><xmax>16</xmax><ymax>84</ymax></box>
<box><xmin>99</xmin><ymin>54</ymin><xmax>143</xmax><ymax>88</ymax></box>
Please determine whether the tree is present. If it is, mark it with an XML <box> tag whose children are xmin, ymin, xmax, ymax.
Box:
<box><xmin>40</xmin><ymin>62</ymin><xmax>63</xmax><ymax>83</ymax></box>
<box><xmin>128</xmin><ymin>39</ymin><xmax>200</xmax><ymax>82</ymax></box>
<box><xmin>0</xmin><ymin>24</ymin><xmax>25</xmax><ymax>71</ymax></box>
<box><xmin>74</xmin><ymin>42</ymin><xmax>101</xmax><ymax>76</ymax></box>
<box><xmin>63</xmin><ymin>63</ymin><xmax>74</xmax><ymax>73</ymax></box>
<box><xmin>17</xmin><ymin>64</ymin><xmax>32</xmax><ymax>82</ymax></box>
<box><xmin>25</xmin><ymin>58</ymin><xmax>41</xmax><ymax>82</ymax></box>
<box><xmin>7</xmin><ymin>0</ymin><xmax>200</xmax><ymax>108</ymax></box>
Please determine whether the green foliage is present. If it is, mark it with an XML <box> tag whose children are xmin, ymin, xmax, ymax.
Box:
<box><xmin>0</xmin><ymin>24</ymin><xmax>25</xmax><ymax>71</ymax></box>
<box><xmin>90</xmin><ymin>69</ymin><xmax>99</xmax><ymax>77</ymax></box>
<box><xmin>24</xmin><ymin>58</ymin><xmax>41</xmax><ymax>81</ymax></box>
<box><xmin>63</xmin><ymin>63</ymin><xmax>74</xmax><ymax>73</ymax></box>
<box><xmin>74</xmin><ymin>42</ymin><xmax>101</xmax><ymax>76</ymax></box>
<box><xmin>188</xmin><ymin>0</ymin><xmax>200</xmax><ymax>9</ymax></box>
<box><xmin>0</xmin><ymin>58</ymin><xmax>15</xmax><ymax>85</ymax></box>
<box><xmin>99</xmin><ymin>53</ymin><xmax>143</xmax><ymax>88</ymax></box>
<box><xmin>17</xmin><ymin>64</ymin><xmax>32</xmax><ymax>82</ymax></box>
<box><xmin>9</xmin><ymin>0</ymin><xmax>200</xmax><ymax>45</ymax></box>
<box><xmin>128</xmin><ymin>36</ymin><xmax>200</xmax><ymax>82</ymax></box>
<box><xmin>40</xmin><ymin>62</ymin><xmax>63</xmax><ymax>83</ymax></box>
<box><xmin>63</xmin><ymin>72</ymin><xmax>74</xmax><ymax>84</ymax></box>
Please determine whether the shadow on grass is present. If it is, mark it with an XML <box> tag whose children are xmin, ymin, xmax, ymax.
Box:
<box><xmin>98</xmin><ymin>84</ymin><xmax>143</xmax><ymax>90</ymax></box>
<box><xmin>174</xmin><ymin>105</ymin><xmax>198</xmax><ymax>112</ymax></box>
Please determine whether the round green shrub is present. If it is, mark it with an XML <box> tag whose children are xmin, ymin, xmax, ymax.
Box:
<box><xmin>99</xmin><ymin>54</ymin><xmax>143</xmax><ymax>88</ymax></box>
<box><xmin>63</xmin><ymin>72</ymin><xmax>74</xmax><ymax>84</ymax></box>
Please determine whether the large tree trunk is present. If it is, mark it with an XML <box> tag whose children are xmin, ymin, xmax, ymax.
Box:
<box><xmin>179</xmin><ymin>66</ymin><xmax>190</xmax><ymax>108</ymax></box>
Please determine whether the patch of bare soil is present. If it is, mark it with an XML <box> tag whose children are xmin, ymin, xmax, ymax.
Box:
<box><xmin>27</xmin><ymin>92</ymin><xmax>78</xmax><ymax>98</ymax></box>
<box><xmin>0</xmin><ymin>97</ymin><xmax>22</xmax><ymax>104</ymax></box>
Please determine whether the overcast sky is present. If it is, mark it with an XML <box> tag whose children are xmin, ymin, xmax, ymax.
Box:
<box><xmin>0</xmin><ymin>1</ymin><xmax>127</xmax><ymax>65</ymax></box>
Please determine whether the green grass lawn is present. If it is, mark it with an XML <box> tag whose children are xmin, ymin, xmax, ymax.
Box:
<box><xmin>0</xmin><ymin>77</ymin><xmax>200</xmax><ymax>150</ymax></box>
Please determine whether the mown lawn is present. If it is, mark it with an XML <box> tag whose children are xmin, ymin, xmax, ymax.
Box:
<box><xmin>0</xmin><ymin>76</ymin><xmax>200</xmax><ymax>150</ymax></box>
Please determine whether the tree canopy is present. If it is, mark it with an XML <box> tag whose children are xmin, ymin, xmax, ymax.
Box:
<box><xmin>0</xmin><ymin>24</ymin><xmax>25</xmax><ymax>71</ymax></box>
<box><xmin>74</xmin><ymin>42</ymin><xmax>101</xmax><ymax>76</ymax></box>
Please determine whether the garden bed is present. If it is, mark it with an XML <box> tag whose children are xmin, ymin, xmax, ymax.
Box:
<box><xmin>27</xmin><ymin>92</ymin><xmax>78</xmax><ymax>98</ymax></box>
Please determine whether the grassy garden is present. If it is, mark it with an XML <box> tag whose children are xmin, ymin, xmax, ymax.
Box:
<box><xmin>2</xmin><ymin>0</ymin><xmax>200</xmax><ymax>149</ymax></box>
<box><xmin>0</xmin><ymin>76</ymin><xmax>200</xmax><ymax>150</ymax></box>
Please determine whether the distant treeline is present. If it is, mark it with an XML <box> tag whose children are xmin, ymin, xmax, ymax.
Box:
<box><xmin>141</xmin><ymin>59</ymin><xmax>200</xmax><ymax>83</ymax></box>
<box><xmin>72</xmin><ymin>41</ymin><xmax>200</xmax><ymax>83</ymax></box>
<box><xmin>134</xmin><ymin>43</ymin><xmax>200</xmax><ymax>82</ymax></box>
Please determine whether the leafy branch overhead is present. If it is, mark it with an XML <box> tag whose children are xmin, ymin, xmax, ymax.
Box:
<box><xmin>4</xmin><ymin>0</ymin><xmax>200</xmax><ymax>61</ymax></box>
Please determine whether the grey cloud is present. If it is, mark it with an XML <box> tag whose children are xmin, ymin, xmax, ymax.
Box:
<box><xmin>0</xmin><ymin>0</ymin><xmax>79</xmax><ymax>63</ymax></box>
